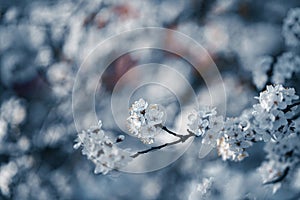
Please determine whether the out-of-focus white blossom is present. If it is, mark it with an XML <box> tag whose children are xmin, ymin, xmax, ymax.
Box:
<box><xmin>196</xmin><ymin>177</ymin><xmax>213</xmax><ymax>195</ymax></box>
<box><xmin>271</xmin><ymin>52</ymin><xmax>300</xmax><ymax>84</ymax></box>
<box><xmin>189</xmin><ymin>177</ymin><xmax>213</xmax><ymax>200</ymax></box>
<box><xmin>0</xmin><ymin>161</ymin><xmax>18</xmax><ymax>197</ymax></box>
<box><xmin>258</xmin><ymin>160</ymin><xmax>285</xmax><ymax>194</ymax></box>
<box><xmin>0</xmin><ymin>97</ymin><xmax>26</xmax><ymax>126</ymax></box>
<box><xmin>74</xmin><ymin>121</ymin><xmax>132</xmax><ymax>174</ymax></box>
<box><xmin>252</xmin><ymin>56</ymin><xmax>272</xmax><ymax>90</ymax></box>
<box><xmin>265</xmin><ymin>133</ymin><xmax>300</xmax><ymax>166</ymax></box>
<box><xmin>0</xmin><ymin>118</ymin><xmax>8</xmax><ymax>142</ymax></box>
<box><xmin>47</xmin><ymin>62</ymin><xmax>74</xmax><ymax>97</ymax></box>
<box><xmin>282</xmin><ymin>7</ymin><xmax>300</xmax><ymax>46</ymax></box>
<box><xmin>127</xmin><ymin>99</ymin><xmax>166</xmax><ymax>144</ymax></box>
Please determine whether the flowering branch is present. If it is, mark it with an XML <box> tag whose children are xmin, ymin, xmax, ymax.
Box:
<box><xmin>73</xmin><ymin>85</ymin><xmax>300</xmax><ymax>187</ymax></box>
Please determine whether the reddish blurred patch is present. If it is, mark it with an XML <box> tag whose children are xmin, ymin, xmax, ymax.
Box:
<box><xmin>111</xmin><ymin>3</ymin><xmax>139</xmax><ymax>20</ymax></box>
<box><xmin>101</xmin><ymin>54</ymin><xmax>137</xmax><ymax>92</ymax></box>
<box><xmin>13</xmin><ymin>73</ymin><xmax>51</xmax><ymax>99</ymax></box>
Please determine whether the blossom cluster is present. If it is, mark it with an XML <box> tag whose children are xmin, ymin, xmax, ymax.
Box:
<box><xmin>188</xmin><ymin>107</ymin><xmax>256</xmax><ymax>161</ymax></box>
<box><xmin>217</xmin><ymin>117</ymin><xmax>254</xmax><ymax>161</ymax></box>
<box><xmin>187</xmin><ymin>106</ymin><xmax>219</xmax><ymax>137</ymax></box>
<box><xmin>74</xmin><ymin>121</ymin><xmax>132</xmax><ymax>174</ymax></box>
<box><xmin>188</xmin><ymin>85</ymin><xmax>299</xmax><ymax>163</ymax></box>
<box><xmin>252</xmin><ymin>85</ymin><xmax>299</xmax><ymax>141</ymax></box>
<box><xmin>127</xmin><ymin>99</ymin><xmax>166</xmax><ymax>144</ymax></box>
<box><xmin>258</xmin><ymin>124</ymin><xmax>300</xmax><ymax>193</ymax></box>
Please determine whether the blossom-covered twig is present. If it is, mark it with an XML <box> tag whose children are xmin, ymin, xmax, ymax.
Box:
<box><xmin>74</xmin><ymin>85</ymin><xmax>300</xmax><ymax>195</ymax></box>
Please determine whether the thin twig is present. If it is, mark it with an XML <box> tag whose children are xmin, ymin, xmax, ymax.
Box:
<box><xmin>131</xmin><ymin>128</ymin><xmax>194</xmax><ymax>158</ymax></box>
<box><xmin>283</xmin><ymin>100</ymin><xmax>300</xmax><ymax>113</ymax></box>
<box><xmin>162</xmin><ymin>126</ymin><xmax>185</xmax><ymax>139</ymax></box>
<box><xmin>263</xmin><ymin>167</ymin><xmax>290</xmax><ymax>185</ymax></box>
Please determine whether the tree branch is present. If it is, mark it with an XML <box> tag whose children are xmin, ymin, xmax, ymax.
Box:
<box><xmin>263</xmin><ymin>167</ymin><xmax>290</xmax><ymax>185</ymax></box>
<box><xmin>162</xmin><ymin>126</ymin><xmax>185</xmax><ymax>139</ymax></box>
<box><xmin>131</xmin><ymin>128</ymin><xmax>194</xmax><ymax>158</ymax></box>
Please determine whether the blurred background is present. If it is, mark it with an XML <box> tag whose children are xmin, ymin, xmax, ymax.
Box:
<box><xmin>1</xmin><ymin>0</ymin><xmax>300</xmax><ymax>199</ymax></box>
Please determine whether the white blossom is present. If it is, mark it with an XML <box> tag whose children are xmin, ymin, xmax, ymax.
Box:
<box><xmin>127</xmin><ymin>99</ymin><xmax>166</xmax><ymax>144</ymax></box>
<box><xmin>202</xmin><ymin>115</ymin><xmax>224</xmax><ymax>147</ymax></box>
<box><xmin>187</xmin><ymin>106</ymin><xmax>217</xmax><ymax>137</ymax></box>
<box><xmin>74</xmin><ymin>121</ymin><xmax>132</xmax><ymax>174</ymax></box>
<box><xmin>253</xmin><ymin>85</ymin><xmax>299</xmax><ymax>142</ymax></box>
<box><xmin>217</xmin><ymin>137</ymin><xmax>236</xmax><ymax>161</ymax></box>
<box><xmin>217</xmin><ymin>118</ymin><xmax>252</xmax><ymax>161</ymax></box>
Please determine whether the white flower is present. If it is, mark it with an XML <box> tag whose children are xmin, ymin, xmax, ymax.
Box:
<box><xmin>201</xmin><ymin>115</ymin><xmax>224</xmax><ymax>148</ymax></box>
<box><xmin>253</xmin><ymin>105</ymin><xmax>275</xmax><ymax>130</ymax></box>
<box><xmin>217</xmin><ymin>135</ymin><xmax>249</xmax><ymax>161</ymax></box>
<box><xmin>127</xmin><ymin>99</ymin><xmax>166</xmax><ymax>144</ymax></box>
<box><xmin>208</xmin><ymin>115</ymin><xmax>224</xmax><ymax>131</ymax></box>
<box><xmin>202</xmin><ymin>129</ymin><xmax>219</xmax><ymax>148</ymax></box>
<box><xmin>271</xmin><ymin>110</ymin><xmax>288</xmax><ymax>131</ymax></box>
<box><xmin>74</xmin><ymin>121</ymin><xmax>132</xmax><ymax>174</ymax></box>
<box><xmin>145</xmin><ymin>104</ymin><xmax>165</xmax><ymax>126</ymax></box>
<box><xmin>256</xmin><ymin>85</ymin><xmax>298</xmax><ymax>112</ymax></box>
<box><xmin>187</xmin><ymin>106</ymin><xmax>217</xmax><ymax>137</ymax></box>
<box><xmin>217</xmin><ymin>117</ymin><xmax>254</xmax><ymax>161</ymax></box>
<box><xmin>258</xmin><ymin>85</ymin><xmax>284</xmax><ymax>112</ymax></box>
<box><xmin>188</xmin><ymin>113</ymin><xmax>208</xmax><ymax>136</ymax></box>
<box><xmin>217</xmin><ymin>137</ymin><xmax>235</xmax><ymax>161</ymax></box>
<box><xmin>252</xmin><ymin>85</ymin><xmax>299</xmax><ymax>141</ymax></box>
<box><xmin>130</xmin><ymin>98</ymin><xmax>148</xmax><ymax>112</ymax></box>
